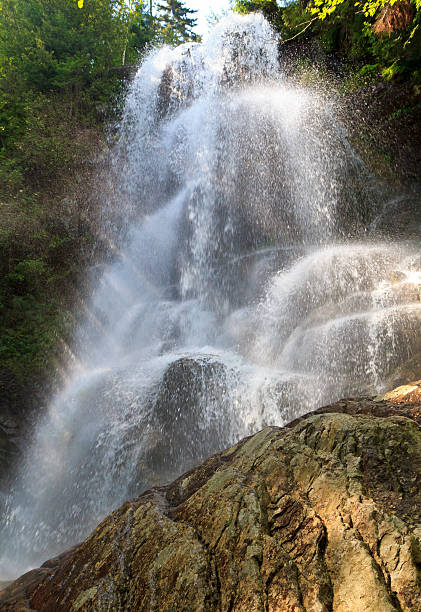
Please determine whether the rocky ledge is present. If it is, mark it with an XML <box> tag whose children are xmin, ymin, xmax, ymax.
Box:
<box><xmin>1</xmin><ymin>396</ymin><xmax>420</xmax><ymax>612</ymax></box>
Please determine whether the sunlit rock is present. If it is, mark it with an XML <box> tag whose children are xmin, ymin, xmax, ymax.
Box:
<box><xmin>1</xmin><ymin>398</ymin><xmax>419</xmax><ymax>611</ymax></box>
<box><xmin>377</xmin><ymin>379</ymin><xmax>421</xmax><ymax>404</ymax></box>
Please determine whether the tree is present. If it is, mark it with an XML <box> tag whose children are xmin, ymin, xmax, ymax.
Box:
<box><xmin>310</xmin><ymin>0</ymin><xmax>420</xmax><ymax>22</ymax></box>
<box><xmin>157</xmin><ymin>0</ymin><xmax>198</xmax><ymax>44</ymax></box>
<box><xmin>233</xmin><ymin>0</ymin><xmax>283</xmax><ymax>28</ymax></box>
<box><xmin>234</xmin><ymin>0</ymin><xmax>421</xmax><ymax>81</ymax></box>
<box><xmin>0</xmin><ymin>0</ymin><xmax>158</xmax><ymax>149</ymax></box>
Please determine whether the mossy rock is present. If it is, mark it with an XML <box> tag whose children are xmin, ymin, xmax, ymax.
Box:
<box><xmin>1</xmin><ymin>396</ymin><xmax>420</xmax><ymax>611</ymax></box>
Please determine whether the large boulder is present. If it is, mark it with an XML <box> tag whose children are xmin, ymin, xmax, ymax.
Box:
<box><xmin>1</xmin><ymin>395</ymin><xmax>420</xmax><ymax>612</ymax></box>
<box><xmin>131</xmin><ymin>355</ymin><xmax>239</xmax><ymax>491</ymax></box>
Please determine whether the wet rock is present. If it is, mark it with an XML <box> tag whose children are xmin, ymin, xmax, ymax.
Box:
<box><xmin>340</xmin><ymin>81</ymin><xmax>421</xmax><ymax>188</ymax></box>
<box><xmin>0</xmin><ymin>412</ymin><xmax>19</xmax><ymax>485</ymax></box>
<box><xmin>131</xmin><ymin>356</ymin><xmax>238</xmax><ymax>491</ymax></box>
<box><xmin>387</xmin><ymin>352</ymin><xmax>421</xmax><ymax>389</ymax></box>
<box><xmin>377</xmin><ymin>379</ymin><xmax>421</xmax><ymax>404</ymax></box>
<box><xmin>1</xmin><ymin>396</ymin><xmax>420</xmax><ymax>612</ymax></box>
<box><xmin>372</xmin><ymin>192</ymin><xmax>421</xmax><ymax>238</ymax></box>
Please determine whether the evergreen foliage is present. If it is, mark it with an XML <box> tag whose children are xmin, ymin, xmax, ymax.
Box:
<box><xmin>1</xmin><ymin>0</ymin><xmax>419</xmax><ymax>388</ymax></box>
<box><xmin>234</xmin><ymin>0</ymin><xmax>421</xmax><ymax>83</ymax></box>
<box><xmin>0</xmin><ymin>0</ymin><xmax>152</xmax><ymax>163</ymax></box>
<box><xmin>157</xmin><ymin>0</ymin><xmax>199</xmax><ymax>44</ymax></box>
<box><xmin>0</xmin><ymin>0</ymin><xmax>187</xmax><ymax>384</ymax></box>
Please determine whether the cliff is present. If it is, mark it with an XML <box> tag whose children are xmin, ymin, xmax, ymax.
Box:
<box><xmin>1</xmin><ymin>395</ymin><xmax>420</xmax><ymax>612</ymax></box>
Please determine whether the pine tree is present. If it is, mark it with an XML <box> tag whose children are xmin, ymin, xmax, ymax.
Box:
<box><xmin>157</xmin><ymin>0</ymin><xmax>198</xmax><ymax>44</ymax></box>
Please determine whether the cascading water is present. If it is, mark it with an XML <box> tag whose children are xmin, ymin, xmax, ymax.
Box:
<box><xmin>1</xmin><ymin>13</ymin><xmax>421</xmax><ymax>578</ymax></box>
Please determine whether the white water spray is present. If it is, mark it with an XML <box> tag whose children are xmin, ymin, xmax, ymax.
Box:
<box><xmin>1</xmin><ymin>13</ymin><xmax>420</xmax><ymax>578</ymax></box>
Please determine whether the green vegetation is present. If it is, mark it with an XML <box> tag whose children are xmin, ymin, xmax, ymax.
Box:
<box><xmin>234</xmin><ymin>0</ymin><xmax>421</xmax><ymax>84</ymax></box>
<box><xmin>1</xmin><ymin>0</ymin><xmax>419</xmax><ymax>390</ymax></box>
<box><xmin>157</xmin><ymin>0</ymin><xmax>198</xmax><ymax>44</ymax></box>
<box><xmin>233</xmin><ymin>0</ymin><xmax>421</xmax><ymax>186</ymax></box>
<box><xmin>0</xmin><ymin>0</ymin><xmax>197</xmax><ymax>385</ymax></box>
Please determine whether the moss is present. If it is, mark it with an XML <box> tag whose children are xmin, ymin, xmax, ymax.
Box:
<box><xmin>0</xmin><ymin>183</ymin><xmax>102</xmax><ymax>386</ymax></box>
<box><xmin>2</xmin><ymin>402</ymin><xmax>421</xmax><ymax>611</ymax></box>
<box><xmin>72</xmin><ymin>587</ymin><xmax>98</xmax><ymax>611</ymax></box>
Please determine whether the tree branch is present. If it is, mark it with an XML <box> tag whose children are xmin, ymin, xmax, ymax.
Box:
<box><xmin>280</xmin><ymin>16</ymin><xmax>319</xmax><ymax>44</ymax></box>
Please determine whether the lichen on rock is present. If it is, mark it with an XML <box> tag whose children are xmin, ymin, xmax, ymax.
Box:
<box><xmin>377</xmin><ymin>378</ymin><xmax>421</xmax><ymax>405</ymax></box>
<box><xmin>0</xmin><ymin>397</ymin><xmax>420</xmax><ymax>611</ymax></box>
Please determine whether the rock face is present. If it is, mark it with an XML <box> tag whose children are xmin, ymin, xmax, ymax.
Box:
<box><xmin>378</xmin><ymin>379</ymin><xmax>421</xmax><ymax>405</ymax></box>
<box><xmin>0</xmin><ymin>410</ymin><xmax>19</xmax><ymax>489</ymax></box>
<box><xmin>128</xmin><ymin>356</ymin><xmax>238</xmax><ymax>496</ymax></box>
<box><xmin>1</xmin><ymin>397</ymin><xmax>420</xmax><ymax>612</ymax></box>
<box><xmin>139</xmin><ymin>356</ymin><xmax>236</xmax><ymax>483</ymax></box>
<box><xmin>387</xmin><ymin>353</ymin><xmax>421</xmax><ymax>390</ymax></box>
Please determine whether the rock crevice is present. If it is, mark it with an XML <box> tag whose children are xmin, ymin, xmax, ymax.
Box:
<box><xmin>0</xmin><ymin>397</ymin><xmax>420</xmax><ymax>611</ymax></box>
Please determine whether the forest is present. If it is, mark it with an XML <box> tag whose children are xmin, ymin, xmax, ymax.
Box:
<box><xmin>0</xmin><ymin>0</ymin><xmax>197</xmax><ymax>389</ymax></box>
<box><xmin>0</xmin><ymin>0</ymin><xmax>419</xmax><ymax>391</ymax></box>
<box><xmin>0</xmin><ymin>1</ymin><xmax>420</xmax><ymax>609</ymax></box>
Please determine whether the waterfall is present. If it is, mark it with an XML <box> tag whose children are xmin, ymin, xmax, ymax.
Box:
<box><xmin>1</xmin><ymin>13</ymin><xmax>420</xmax><ymax>579</ymax></box>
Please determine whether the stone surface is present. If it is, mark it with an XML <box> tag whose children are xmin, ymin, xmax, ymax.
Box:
<box><xmin>0</xmin><ymin>366</ymin><xmax>50</xmax><ymax>491</ymax></box>
<box><xmin>378</xmin><ymin>379</ymin><xmax>421</xmax><ymax>404</ymax></box>
<box><xmin>130</xmin><ymin>355</ymin><xmax>237</xmax><ymax>493</ymax></box>
<box><xmin>0</xmin><ymin>411</ymin><xmax>19</xmax><ymax>486</ymax></box>
<box><xmin>387</xmin><ymin>352</ymin><xmax>421</xmax><ymax>389</ymax></box>
<box><xmin>1</xmin><ymin>396</ymin><xmax>420</xmax><ymax>612</ymax></box>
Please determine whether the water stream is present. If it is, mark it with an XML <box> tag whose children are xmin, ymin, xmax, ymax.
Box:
<box><xmin>1</xmin><ymin>13</ymin><xmax>420</xmax><ymax>578</ymax></box>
